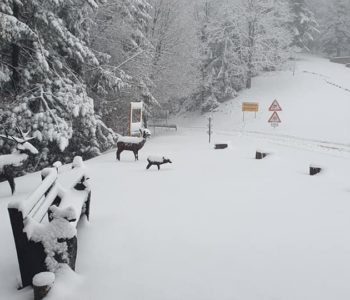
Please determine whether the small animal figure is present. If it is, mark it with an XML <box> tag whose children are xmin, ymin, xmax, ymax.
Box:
<box><xmin>146</xmin><ymin>156</ymin><xmax>172</xmax><ymax>170</ymax></box>
<box><xmin>116</xmin><ymin>128</ymin><xmax>151</xmax><ymax>161</ymax></box>
<box><xmin>0</xmin><ymin>127</ymin><xmax>38</xmax><ymax>194</ymax></box>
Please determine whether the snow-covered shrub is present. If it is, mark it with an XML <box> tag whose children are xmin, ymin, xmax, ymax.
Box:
<box><xmin>201</xmin><ymin>95</ymin><xmax>220</xmax><ymax>113</ymax></box>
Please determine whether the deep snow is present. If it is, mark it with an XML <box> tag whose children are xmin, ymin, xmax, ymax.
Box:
<box><xmin>177</xmin><ymin>55</ymin><xmax>350</xmax><ymax>145</ymax></box>
<box><xmin>1</xmin><ymin>55</ymin><xmax>350</xmax><ymax>300</ymax></box>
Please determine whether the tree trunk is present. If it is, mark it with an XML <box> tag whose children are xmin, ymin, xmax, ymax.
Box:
<box><xmin>11</xmin><ymin>3</ymin><xmax>20</xmax><ymax>90</ymax></box>
<box><xmin>246</xmin><ymin>75</ymin><xmax>252</xmax><ymax>89</ymax></box>
<box><xmin>246</xmin><ymin>17</ymin><xmax>255</xmax><ymax>89</ymax></box>
<box><xmin>336</xmin><ymin>47</ymin><xmax>341</xmax><ymax>57</ymax></box>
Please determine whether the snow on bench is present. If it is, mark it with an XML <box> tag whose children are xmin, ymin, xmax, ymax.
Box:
<box><xmin>8</xmin><ymin>157</ymin><xmax>91</xmax><ymax>288</ymax></box>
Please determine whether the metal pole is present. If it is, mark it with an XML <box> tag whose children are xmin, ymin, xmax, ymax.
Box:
<box><xmin>208</xmin><ymin>117</ymin><xmax>212</xmax><ymax>144</ymax></box>
<box><xmin>129</xmin><ymin>103</ymin><xmax>132</xmax><ymax>136</ymax></box>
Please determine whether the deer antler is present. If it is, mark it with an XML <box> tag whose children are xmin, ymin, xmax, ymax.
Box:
<box><xmin>15</xmin><ymin>126</ymin><xmax>34</xmax><ymax>143</ymax></box>
<box><xmin>3</xmin><ymin>130</ymin><xmax>20</xmax><ymax>144</ymax></box>
<box><xmin>16</xmin><ymin>126</ymin><xmax>29</xmax><ymax>141</ymax></box>
<box><xmin>0</xmin><ymin>128</ymin><xmax>34</xmax><ymax>144</ymax></box>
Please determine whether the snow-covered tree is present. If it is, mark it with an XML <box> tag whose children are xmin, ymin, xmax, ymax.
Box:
<box><xmin>320</xmin><ymin>0</ymin><xmax>350</xmax><ymax>57</ymax></box>
<box><xmin>194</xmin><ymin>0</ymin><xmax>292</xmax><ymax>113</ymax></box>
<box><xmin>148</xmin><ymin>0</ymin><xmax>200</xmax><ymax>103</ymax></box>
<box><xmin>235</xmin><ymin>0</ymin><xmax>292</xmax><ymax>88</ymax></box>
<box><xmin>288</xmin><ymin>0</ymin><xmax>319</xmax><ymax>51</ymax></box>
<box><xmin>90</xmin><ymin>0</ymin><xmax>159</xmax><ymax>133</ymax></box>
<box><xmin>0</xmin><ymin>0</ymin><xmax>118</xmax><ymax>168</ymax></box>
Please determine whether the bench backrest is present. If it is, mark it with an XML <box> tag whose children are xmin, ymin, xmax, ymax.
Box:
<box><xmin>8</xmin><ymin>162</ymin><xmax>90</xmax><ymax>288</ymax></box>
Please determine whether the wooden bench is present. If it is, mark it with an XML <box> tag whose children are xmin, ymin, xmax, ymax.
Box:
<box><xmin>148</xmin><ymin>124</ymin><xmax>178</xmax><ymax>134</ymax></box>
<box><xmin>330</xmin><ymin>57</ymin><xmax>350</xmax><ymax>64</ymax></box>
<box><xmin>8</xmin><ymin>159</ymin><xmax>91</xmax><ymax>288</ymax></box>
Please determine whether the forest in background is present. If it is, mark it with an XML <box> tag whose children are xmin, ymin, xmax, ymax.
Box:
<box><xmin>0</xmin><ymin>0</ymin><xmax>349</xmax><ymax>170</ymax></box>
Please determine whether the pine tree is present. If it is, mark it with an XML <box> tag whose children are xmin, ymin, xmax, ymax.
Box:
<box><xmin>288</xmin><ymin>0</ymin><xmax>319</xmax><ymax>51</ymax></box>
<box><xmin>195</xmin><ymin>0</ymin><xmax>292</xmax><ymax>110</ymax></box>
<box><xmin>0</xmin><ymin>0</ymin><xmax>118</xmax><ymax>168</ymax></box>
<box><xmin>321</xmin><ymin>0</ymin><xmax>350</xmax><ymax>57</ymax></box>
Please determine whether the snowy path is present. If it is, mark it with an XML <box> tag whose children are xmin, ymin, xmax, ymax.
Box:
<box><xmin>177</xmin><ymin>126</ymin><xmax>350</xmax><ymax>156</ymax></box>
<box><xmin>216</xmin><ymin>129</ymin><xmax>350</xmax><ymax>156</ymax></box>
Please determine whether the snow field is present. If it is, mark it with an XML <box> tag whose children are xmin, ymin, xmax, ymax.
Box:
<box><xmin>1</xmin><ymin>55</ymin><xmax>350</xmax><ymax>299</ymax></box>
<box><xmin>177</xmin><ymin>55</ymin><xmax>350</xmax><ymax>145</ymax></box>
<box><xmin>77</xmin><ymin>132</ymin><xmax>350</xmax><ymax>300</ymax></box>
<box><xmin>8</xmin><ymin>130</ymin><xmax>350</xmax><ymax>299</ymax></box>
<box><xmin>1</xmin><ymin>129</ymin><xmax>350</xmax><ymax>300</ymax></box>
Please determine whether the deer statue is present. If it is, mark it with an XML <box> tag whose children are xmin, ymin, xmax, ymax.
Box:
<box><xmin>116</xmin><ymin>128</ymin><xmax>151</xmax><ymax>161</ymax></box>
<box><xmin>0</xmin><ymin>127</ymin><xmax>39</xmax><ymax>195</ymax></box>
<box><xmin>146</xmin><ymin>156</ymin><xmax>172</xmax><ymax>170</ymax></box>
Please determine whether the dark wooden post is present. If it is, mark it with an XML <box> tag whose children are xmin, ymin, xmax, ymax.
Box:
<box><xmin>310</xmin><ymin>165</ymin><xmax>322</xmax><ymax>176</ymax></box>
<box><xmin>255</xmin><ymin>151</ymin><xmax>268</xmax><ymax>160</ymax></box>
<box><xmin>33</xmin><ymin>272</ymin><xmax>55</xmax><ymax>300</ymax></box>
<box><xmin>8</xmin><ymin>208</ymin><xmax>47</xmax><ymax>288</ymax></box>
<box><xmin>215</xmin><ymin>144</ymin><xmax>228</xmax><ymax>150</ymax></box>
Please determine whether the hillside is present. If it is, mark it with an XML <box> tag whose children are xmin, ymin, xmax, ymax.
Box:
<box><xmin>178</xmin><ymin>55</ymin><xmax>350</xmax><ymax>145</ymax></box>
<box><xmin>1</xmin><ymin>55</ymin><xmax>350</xmax><ymax>300</ymax></box>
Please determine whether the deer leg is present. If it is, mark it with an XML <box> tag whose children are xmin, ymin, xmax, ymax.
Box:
<box><xmin>157</xmin><ymin>164</ymin><xmax>160</xmax><ymax>171</ymax></box>
<box><xmin>116</xmin><ymin>149</ymin><xmax>122</xmax><ymax>161</ymax></box>
<box><xmin>5</xmin><ymin>173</ymin><xmax>15</xmax><ymax>194</ymax></box>
<box><xmin>134</xmin><ymin>151</ymin><xmax>138</xmax><ymax>161</ymax></box>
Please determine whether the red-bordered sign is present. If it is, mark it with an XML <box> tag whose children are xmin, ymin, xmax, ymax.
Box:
<box><xmin>268</xmin><ymin>112</ymin><xmax>281</xmax><ymax>123</ymax></box>
<box><xmin>269</xmin><ymin>100</ymin><xmax>282</xmax><ymax>112</ymax></box>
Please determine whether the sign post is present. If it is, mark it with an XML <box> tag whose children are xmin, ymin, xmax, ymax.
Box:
<box><xmin>242</xmin><ymin>102</ymin><xmax>259</xmax><ymax>121</ymax></box>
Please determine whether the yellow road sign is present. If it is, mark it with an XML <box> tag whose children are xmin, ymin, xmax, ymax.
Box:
<box><xmin>242</xmin><ymin>102</ymin><xmax>259</xmax><ymax>112</ymax></box>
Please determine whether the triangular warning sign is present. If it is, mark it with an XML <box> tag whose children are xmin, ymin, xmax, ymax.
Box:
<box><xmin>269</xmin><ymin>100</ymin><xmax>282</xmax><ymax>111</ymax></box>
<box><xmin>268</xmin><ymin>112</ymin><xmax>281</xmax><ymax>123</ymax></box>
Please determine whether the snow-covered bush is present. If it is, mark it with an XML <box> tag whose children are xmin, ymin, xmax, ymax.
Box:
<box><xmin>201</xmin><ymin>95</ymin><xmax>220</xmax><ymax>113</ymax></box>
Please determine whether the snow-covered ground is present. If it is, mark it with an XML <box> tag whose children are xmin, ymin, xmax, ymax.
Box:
<box><xmin>178</xmin><ymin>55</ymin><xmax>350</xmax><ymax>145</ymax></box>
<box><xmin>1</xmin><ymin>55</ymin><xmax>350</xmax><ymax>300</ymax></box>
